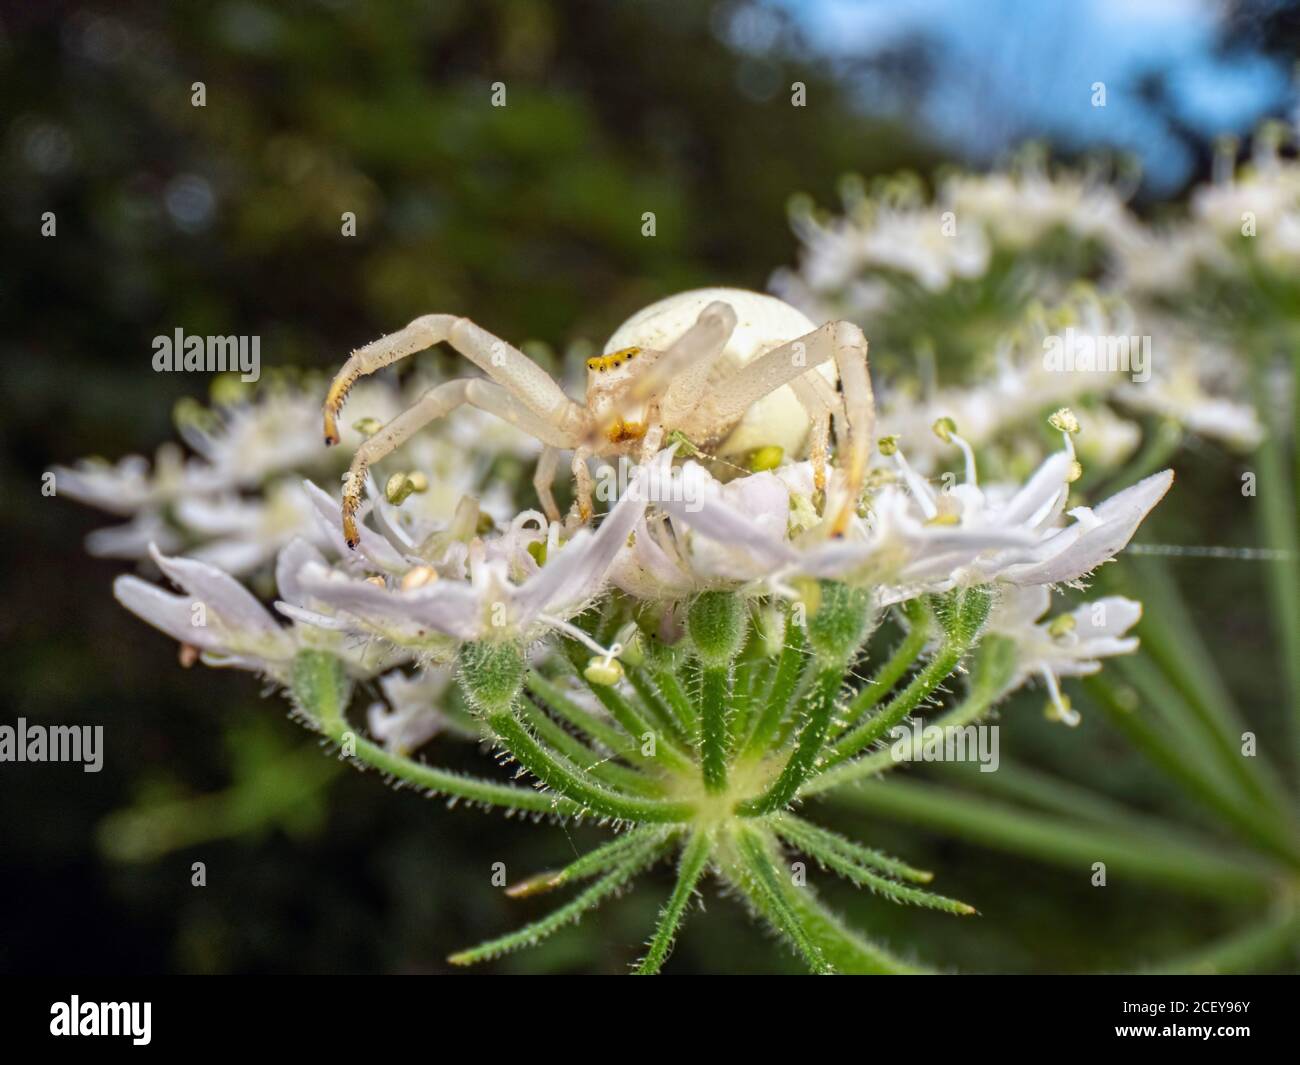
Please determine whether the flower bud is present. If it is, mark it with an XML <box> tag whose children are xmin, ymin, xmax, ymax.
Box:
<box><xmin>687</xmin><ymin>591</ymin><xmax>748</xmax><ymax>667</ymax></box>
<box><xmin>804</xmin><ymin>580</ymin><xmax>874</xmax><ymax>663</ymax></box>
<box><xmin>457</xmin><ymin>640</ymin><xmax>525</xmax><ymax>714</ymax></box>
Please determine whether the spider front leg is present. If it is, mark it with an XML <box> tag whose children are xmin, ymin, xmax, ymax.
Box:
<box><xmin>323</xmin><ymin>314</ymin><xmax>584</xmax><ymax>445</ymax></box>
<box><xmin>340</xmin><ymin>378</ymin><xmax>578</xmax><ymax>548</ymax></box>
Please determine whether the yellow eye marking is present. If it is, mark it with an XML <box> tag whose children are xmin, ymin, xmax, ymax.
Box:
<box><xmin>586</xmin><ymin>346</ymin><xmax>641</xmax><ymax>373</ymax></box>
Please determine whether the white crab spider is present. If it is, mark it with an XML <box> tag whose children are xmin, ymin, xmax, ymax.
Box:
<box><xmin>323</xmin><ymin>287</ymin><xmax>874</xmax><ymax>547</ymax></box>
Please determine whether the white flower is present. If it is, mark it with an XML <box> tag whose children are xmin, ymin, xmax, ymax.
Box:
<box><xmin>944</xmin><ymin>165</ymin><xmax>1138</xmax><ymax>253</ymax></box>
<box><xmin>114</xmin><ymin>541</ymin><xmax>403</xmax><ymax>680</ymax></box>
<box><xmin>175</xmin><ymin>480</ymin><xmax>324</xmax><ymax>575</ymax></box>
<box><xmin>985</xmin><ymin>584</ymin><xmax>1143</xmax><ymax>725</ymax></box>
<box><xmin>115</xmin><ymin>545</ymin><xmax>297</xmax><ymax>675</ymax></box>
<box><xmin>784</xmin><ymin>190</ymin><xmax>990</xmax><ymax>296</ymax></box>
<box><xmin>58</xmin><ymin>380</ymin><xmax>536</xmax><ymax>571</ymax></box>
<box><xmin>367</xmin><ymin>667</ymin><xmax>470</xmax><ymax>755</ymax></box>
<box><xmin>633</xmin><ymin>438</ymin><xmax>1171</xmax><ymax>605</ymax></box>
<box><xmin>282</xmin><ymin>451</ymin><xmax>670</xmax><ymax>653</ymax></box>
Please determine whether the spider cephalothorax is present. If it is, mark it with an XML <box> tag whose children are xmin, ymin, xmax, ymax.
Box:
<box><xmin>322</xmin><ymin>288</ymin><xmax>874</xmax><ymax>546</ymax></box>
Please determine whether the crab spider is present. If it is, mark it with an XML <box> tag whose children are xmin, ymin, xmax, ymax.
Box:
<box><xmin>322</xmin><ymin>287</ymin><xmax>874</xmax><ymax>548</ymax></box>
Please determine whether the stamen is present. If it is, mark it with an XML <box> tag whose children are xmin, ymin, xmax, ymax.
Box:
<box><xmin>1040</xmin><ymin>668</ymin><xmax>1080</xmax><ymax>727</ymax></box>
<box><xmin>539</xmin><ymin>614</ymin><xmax>620</xmax><ymax>659</ymax></box>
<box><xmin>933</xmin><ymin>417</ymin><xmax>977</xmax><ymax>486</ymax></box>
<box><xmin>881</xmin><ymin>436</ymin><xmax>938</xmax><ymax>520</ymax></box>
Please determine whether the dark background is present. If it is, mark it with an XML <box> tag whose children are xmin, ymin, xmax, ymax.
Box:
<box><xmin>1</xmin><ymin>0</ymin><xmax>1295</xmax><ymax>974</ymax></box>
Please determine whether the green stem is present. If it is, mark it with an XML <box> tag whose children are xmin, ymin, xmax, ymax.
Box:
<box><xmin>1250</xmin><ymin>355</ymin><xmax>1300</xmax><ymax>774</ymax></box>
<box><xmin>1139</xmin><ymin>907</ymin><xmax>1300</xmax><ymax>975</ymax></box>
<box><xmin>525</xmin><ymin>670</ymin><xmax>637</xmax><ymax>759</ymax></box>
<box><xmin>824</xmin><ymin>641</ymin><xmax>965</xmax><ymax>768</ymax></box>
<box><xmin>833</xmin><ymin>605</ymin><xmax>929</xmax><ymax>739</ymax></box>
<box><xmin>1105</xmin><ymin>557</ymin><xmax>1291</xmax><ymax>816</ymax></box>
<box><xmin>625</xmin><ymin>666</ymin><xmax>692</xmax><ymax>749</ymax></box>
<box><xmin>804</xmin><ymin>642</ymin><xmax>1006</xmax><ymax>796</ymax></box>
<box><xmin>506</xmin><ymin>825</ymin><xmax>675</xmax><ymax>897</ymax></box>
<box><xmin>449</xmin><ymin>836</ymin><xmax>669</xmax><ymax>966</ymax></box>
<box><xmin>771</xmin><ymin>814</ymin><xmax>934</xmax><ymax>883</ymax></box>
<box><xmin>699</xmin><ymin>665</ymin><xmax>732</xmax><ymax>793</ymax></box>
<box><xmin>1086</xmin><ymin>675</ymin><xmax>1300</xmax><ymax>867</ymax></box>
<box><xmin>564</xmin><ymin>645</ymin><xmax>696</xmax><ymax>774</ymax></box>
<box><xmin>648</xmin><ymin>664</ymin><xmax>699</xmax><ymax>741</ymax></box>
<box><xmin>780</xmin><ymin>881</ymin><xmax>931</xmax><ymax>974</ymax></box>
<box><xmin>731</xmin><ymin>827</ymin><xmax>832</xmax><ymax>974</ymax></box>
<box><xmin>741</xmin><ymin>614</ymin><xmax>807</xmax><ymax>758</ymax></box>
<box><xmin>739</xmin><ymin>663</ymin><xmax>843</xmax><ymax>816</ymax></box>
<box><xmin>292</xmin><ymin>651</ymin><xmax>582</xmax><ymax>817</ymax></box>
<box><xmin>489</xmin><ymin>711</ymin><xmax>694</xmax><ymax>823</ymax></box>
<box><xmin>634</xmin><ymin>830</ymin><xmax>713</xmax><ymax>975</ymax></box>
<box><xmin>517</xmin><ymin>697</ymin><xmax>663</xmax><ymax>797</ymax></box>
<box><xmin>776</xmin><ymin>816</ymin><xmax>975</xmax><ymax>915</ymax></box>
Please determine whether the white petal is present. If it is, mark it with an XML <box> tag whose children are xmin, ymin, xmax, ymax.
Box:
<box><xmin>993</xmin><ymin>451</ymin><xmax>1072</xmax><ymax>527</ymax></box>
<box><xmin>114</xmin><ymin>576</ymin><xmax>224</xmax><ymax>650</ymax></box>
<box><xmin>1071</xmin><ymin>595</ymin><xmax>1143</xmax><ymax>639</ymax></box>
<box><xmin>1004</xmin><ymin>470</ymin><xmax>1173</xmax><ymax>585</ymax></box>
<box><xmin>148</xmin><ymin>545</ymin><xmax>285</xmax><ymax>643</ymax></box>
<box><xmin>274</xmin><ymin>537</ymin><xmax>330</xmax><ymax>607</ymax></box>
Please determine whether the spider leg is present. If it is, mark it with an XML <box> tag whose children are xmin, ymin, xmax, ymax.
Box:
<box><xmin>789</xmin><ymin>375</ymin><xmax>832</xmax><ymax>494</ymax></box>
<box><xmin>568</xmin><ymin>446</ymin><xmax>595</xmax><ymax>529</ymax></box>
<box><xmin>825</xmin><ymin>322</ymin><xmax>873</xmax><ymax>535</ymax></box>
<box><xmin>323</xmin><ymin>314</ymin><xmax>585</xmax><ymax>445</ymax></box>
<box><xmin>609</xmin><ymin>301</ymin><xmax>737</xmax><ymax>427</ymax></box>
<box><xmin>705</xmin><ymin>321</ymin><xmax>873</xmax><ymax>535</ymax></box>
<box><xmin>533</xmin><ymin>445</ymin><xmax>562</xmax><ymax>524</ymax></box>
<box><xmin>638</xmin><ymin>422</ymin><xmax>665</xmax><ymax>463</ymax></box>
<box><xmin>340</xmin><ymin>378</ymin><xmax>578</xmax><ymax>548</ymax></box>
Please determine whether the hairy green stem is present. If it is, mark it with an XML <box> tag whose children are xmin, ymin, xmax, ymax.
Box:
<box><xmin>833</xmin><ymin>605</ymin><xmax>930</xmax><ymax>739</ymax></box>
<box><xmin>525</xmin><ymin>670</ymin><xmax>638</xmax><ymax>759</ymax></box>
<box><xmin>771</xmin><ymin>815</ymin><xmax>934</xmax><ymax>883</ymax></box>
<box><xmin>739</xmin><ymin>663</ymin><xmax>843</xmax><ymax>816</ymax></box>
<box><xmin>449</xmin><ymin>836</ymin><xmax>670</xmax><ymax>966</ymax></box>
<box><xmin>634</xmin><ymin>830</ymin><xmax>713</xmax><ymax>975</ymax></box>
<box><xmin>517</xmin><ymin>697</ymin><xmax>663</xmax><ymax>797</ymax></box>
<box><xmin>824</xmin><ymin>641</ymin><xmax>965</xmax><ymax>768</ymax></box>
<box><xmin>741</xmin><ymin>613</ymin><xmax>807</xmax><ymax>758</ymax></box>
<box><xmin>489</xmin><ymin>711</ymin><xmax>695</xmax><ymax>823</ymax></box>
<box><xmin>648</xmin><ymin>664</ymin><xmax>699</xmax><ymax>740</ymax></box>
<box><xmin>292</xmin><ymin>651</ymin><xmax>582</xmax><ymax>817</ymax></box>
<box><xmin>731</xmin><ymin>827</ymin><xmax>832</xmax><ymax>974</ymax></box>
<box><xmin>776</xmin><ymin>815</ymin><xmax>974</xmax><ymax>915</ymax></box>
<box><xmin>699</xmin><ymin>665</ymin><xmax>732</xmax><ymax>793</ymax></box>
